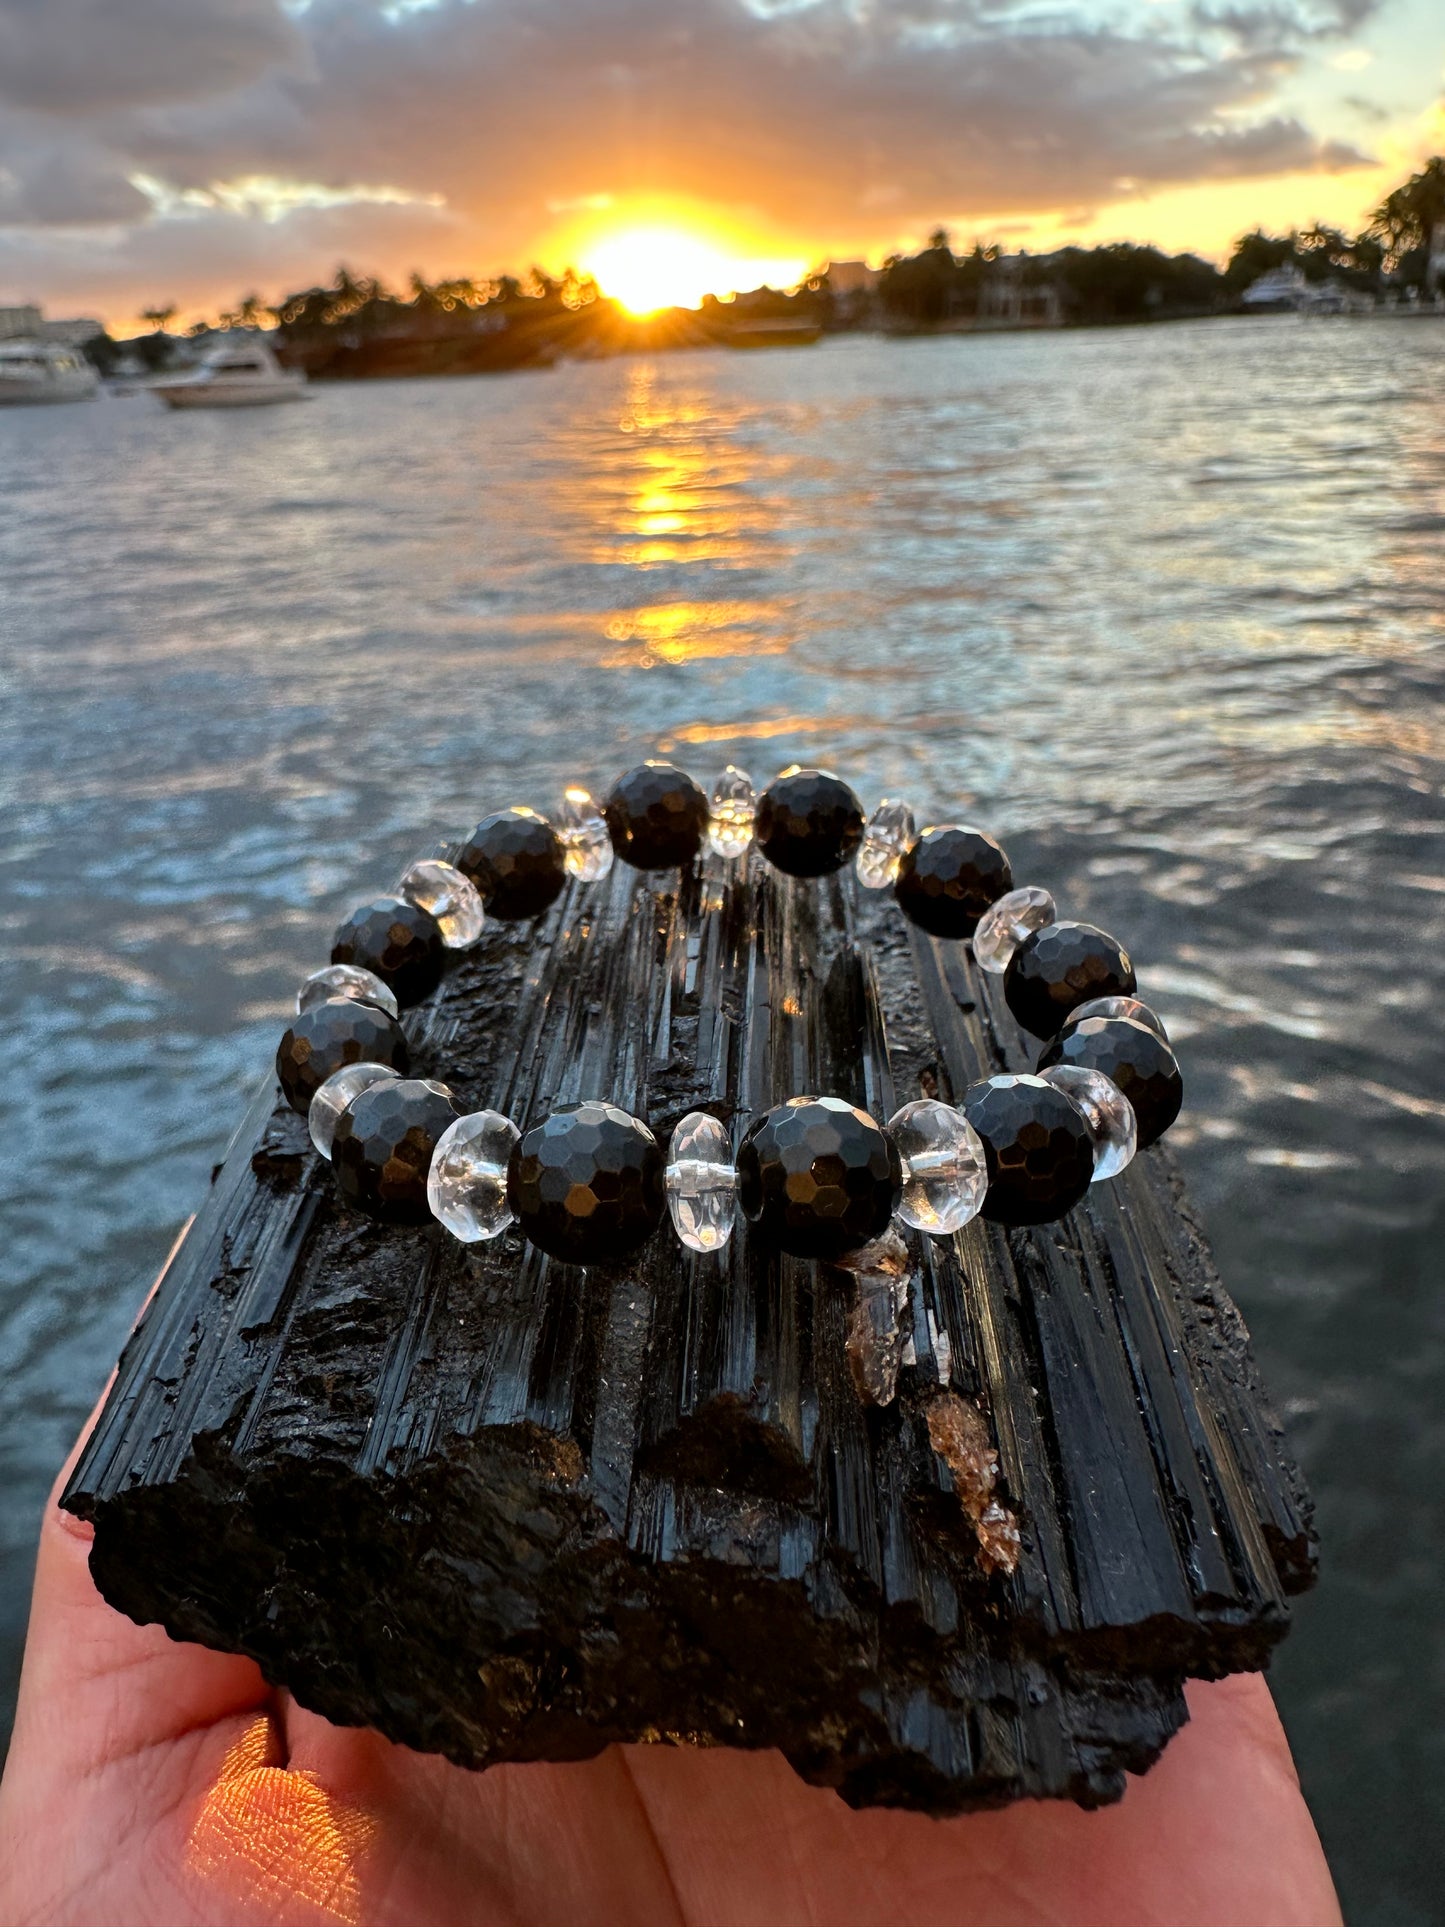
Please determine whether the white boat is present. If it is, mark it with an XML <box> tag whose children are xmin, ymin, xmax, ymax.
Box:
<box><xmin>150</xmin><ymin>338</ymin><xmax>309</xmax><ymax>409</ymax></box>
<box><xmin>0</xmin><ymin>338</ymin><xmax>100</xmax><ymax>405</ymax></box>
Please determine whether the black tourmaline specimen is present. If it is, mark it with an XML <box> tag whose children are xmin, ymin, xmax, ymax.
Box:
<box><xmin>64</xmin><ymin>857</ymin><xmax>1317</xmax><ymax>1817</ymax></box>
<box><xmin>602</xmin><ymin>763</ymin><xmax>709</xmax><ymax>870</ymax></box>
<box><xmin>1004</xmin><ymin>920</ymin><xmax>1136</xmax><ymax>1039</ymax></box>
<box><xmin>963</xmin><ymin>1073</ymin><xmax>1096</xmax><ymax>1226</ymax></box>
<box><xmin>1039</xmin><ymin>1017</ymin><xmax>1184</xmax><ymax>1149</ymax></box>
<box><xmin>275</xmin><ymin>997</ymin><xmax>410</xmax><ymax>1114</ymax></box>
<box><xmin>456</xmin><ymin>807</ymin><xmax>567</xmax><ymax>921</ymax></box>
<box><xmin>754</xmin><ymin>768</ymin><xmax>866</xmax><ymax>877</ymax></box>
<box><xmin>331</xmin><ymin>895</ymin><xmax>446</xmax><ymax>1007</ymax></box>
<box><xmin>894</xmin><ymin>825</ymin><xmax>1012</xmax><ymax>938</ymax></box>
<box><xmin>332</xmin><ymin>1077</ymin><xmax>459</xmax><ymax>1222</ymax></box>
<box><xmin>508</xmin><ymin>1101</ymin><xmax>665</xmax><ymax>1262</ymax></box>
<box><xmin>738</xmin><ymin>1097</ymin><xmax>901</xmax><ymax>1258</ymax></box>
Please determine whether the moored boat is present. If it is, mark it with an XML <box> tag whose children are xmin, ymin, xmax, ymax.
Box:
<box><xmin>150</xmin><ymin>338</ymin><xmax>309</xmax><ymax>409</ymax></box>
<box><xmin>0</xmin><ymin>339</ymin><xmax>99</xmax><ymax>405</ymax></box>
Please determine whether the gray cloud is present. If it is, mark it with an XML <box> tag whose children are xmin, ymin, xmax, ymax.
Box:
<box><xmin>0</xmin><ymin>0</ymin><xmax>1385</xmax><ymax>313</ymax></box>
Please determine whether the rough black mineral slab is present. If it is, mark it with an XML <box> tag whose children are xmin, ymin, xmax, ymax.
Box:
<box><xmin>64</xmin><ymin>847</ymin><xmax>1316</xmax><ymax>1815</ymax></box>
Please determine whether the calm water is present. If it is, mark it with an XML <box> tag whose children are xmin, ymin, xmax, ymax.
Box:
<box><xmin>2</xmin><ymin>320</ymin><xmax>1442</xmax><ymax>1921</ymax></box>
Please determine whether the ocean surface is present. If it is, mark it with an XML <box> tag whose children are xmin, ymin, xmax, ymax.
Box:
<box><xmin>1</xmin><ymin>318</ymin><xmax>1441</xmax><ymax>1921</ymax></box>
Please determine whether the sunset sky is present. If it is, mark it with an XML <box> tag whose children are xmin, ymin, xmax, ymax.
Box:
<box><xmin>1</xmin><ymin>0</ymin><xmax>1442</xmax><ymax>329</ymax></box>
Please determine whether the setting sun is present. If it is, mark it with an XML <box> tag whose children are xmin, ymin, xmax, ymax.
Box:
<box><xmin>581</xmin><ymin>224</ymin><xmax>805</xmax><ymax>315</ymax></box>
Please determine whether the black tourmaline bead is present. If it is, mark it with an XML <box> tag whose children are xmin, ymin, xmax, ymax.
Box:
<box><xmin>602</xmin><ymin>763</ymin><xmax>709</xmax><ymax>870</ymax></box>
<box><xmin>753</xmin><ymin>768</ymin><xmax>866</xmax><ymax>878</ymax></box>
<box><xmin>331</xmin><ymin>895</ymin><xmax>445</xmax><ymax>1008</ymax></box>
<box><xmin>275</xmin><ymin>997</ymin><xmax>410</xmax><ymax>1116</ymax></box>
<box><xmin>507</xmin><ymin>1102</ymin><xmax>665</xmax><ymax>1264</ymax></box>
<box><xmin>1003</xmin><ymin>920</ymin><xmax>1136</xmax><ymax>1039</ymax></box>
<box><xmin>332</xmin><ymin>1078</ymin><xmax>459</xmax><ymax>1223</ymax></box>
<box><xmin>893</xmin><ymin>825</ymin><xmax>1013</xmax><ymax>939</ymax></box>
<box><xmin>962</xmin><ymin>1074</ymin><xmax>1095</xmax><ymax>1226</ymax></box>
<box><xmin>455</xmin><ymin>807</ymin><xmax>566</xmax><ymax>921</ymax></box>
<box><xmin>1037</xmin><ymin>1016</ymin><xmax>1183</xmax><ymax>1149</ymax></box>
<box><xmin>737</xmin><ymin>1096</ymin><xmax>901</xmax><ymax>1260</ymax></box>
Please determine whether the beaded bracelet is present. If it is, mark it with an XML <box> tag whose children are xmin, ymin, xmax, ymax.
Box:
<box><xmin>274</xmin><ymin>761</ymin><xmax>1183</xmax><ymax>1262</ymax></box>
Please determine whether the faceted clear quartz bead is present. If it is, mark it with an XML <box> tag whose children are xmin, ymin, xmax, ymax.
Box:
<box><xmin>1067</xmin><ymin>994</ymin><xmax>1168</xmax><ymax>1042</ymax></box>
<box><xmin>297</xmin><ymin>963</ymin><xmax>399</xmax><ymax>1019</ymax></box>
<box><xmin>972</xmin><ymin>885</ymin><xmax>1056</xmax><ymax>974</ymax></box>
<box><xmin>886</xmin><ymin>1098</ymin><xmax>988</xmax><ymax>1234</ymax></box>
<box><xmin>308</xmin><ymin>1061</ymin><xmax>402</xmax><ymax>1160</ymax></box>
<box><xmin>856</xmin><ymin>798</ymin><xmax>916</xmax><ymax>889</ymax></box>
<box><xmin>707</xmin><ymin>767</ymin><xmax>756</xmax><ymax>860</ymax></box>
<box><xmin>664</xmin><ymin>1111</ymin><xmax>738</xmax><ymax>1252</ymax></box>
<box><xmin>427</xmin><ymin>1109</ymin><xmax>521</xmax><ymax>1242</ymax></box>
<box><xmin>1039</xmin><ymin>1065</ymin><xmax>1138</xmax><ymax>1182</ymax></box>
<box><xmin>558</xmin><ymin>786</ymin><xmax>615</xmax><ymax>882</ymax></box>
<box><xmin>399</xmin><ymin>859</ymin><xmax>485</xmax><ymax>949</ymax></box>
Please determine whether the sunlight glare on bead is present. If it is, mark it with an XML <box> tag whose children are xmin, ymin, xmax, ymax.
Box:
<box><xmin>297</xmin><ymin>963</ymin><xmax>399</xmax><ymax>1019</ymax></box>
<box><xmin>855</xmin><ymin>797</ymin><xmax>916</xmax><ymax>889</ymax></box>
<box><xmin>558</xmin><ymin>786</ymin><xmax>615</xmax><ymax>882</ymax></box>
<box><xmin>308</xmin><ymin>1061</ymin><xmax>402</xmax><ymax>1160</ymax></box>
<box><xmin>399</xmin><ymin>859</ymin><xmax>485</xmax><ymax>949</ymax></box>
<box><xmin>1038</xmin><ymin>1064</ymin><xmax>1138</xmax><ymax>1182</ymax></box>
<box><xmin>427</xmin><ymin>1109</ymin><xmax>521</xmax><ymax>1242</ymax></box>
<box><xmin>972</xmin><ymin>885</ymin><xmax>1056</xmax><ymax>973</ymax></box>
<box><xmin>886</xmin><ymin>1097</ymin><xmax>987</xmax><ymax>1233</ymax></box>
<box><xmin>664</xmin><ymin>1111</ymin><xmax>738</xmax><ymax>1252</ymax></box>
<box><xmin>706</xmin><ymin>766</ymin><xmax>756</xmax><ymax>860</ymax></box>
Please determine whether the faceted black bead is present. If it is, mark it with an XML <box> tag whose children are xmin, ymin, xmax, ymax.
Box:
<box><xmin>962</xmin><ymin>1074</ymin><xmax>1095</xmax><ymax>1227</ymax></box>
<box><xmin>507</xmin><ymin>1102</ymin><xmax>665</xmax><ymax>1264</ymax></box>
<box><xmin>1037</xmin><ymin>1016</ymin><xmax>1183</xmax><ymax>1149</ymax></box>
<box><xmin>602</xmin><ymin>763</ymin><xmax>709</xmax><ymax>870</ymax></box>
<box><xmin>1059</xmin><ymin>995</ymin><xmax>1168</xmax><ymax>1045</ymax></box>
<box><xmin>893</xmin><ymin>825</ymin><xmax>1013</xmax><ymax>939</ymax></box>
<box><xmin>275</xmin><ymin>996</ymin><xmax>410</xmax><ymax>1116</ymax></box>
<box><xmin>456</xmin><ymin>807</ymin><xmax>566</xmax><ymax>921</ymax></box>
<box><xmin>736</xmin><ymin>1097</ymin><xmax>901</xmax><ymax>1260</ymax></box>
<box><xmin>1003</xmin><ymin>921</ymin><xmax>1136</xmax><ymax>1040</ymax></box>
<box><xmin>332</xmin><ymin>1078</ymin><xmax>459</xmax><ymax>1223</ymax></box>
<box><xmin>754</xmin><ymin>768</ymin><xmax>866</xmax><ymax>878</ymax></box>
<box><xmin>331</xmin><ymin>895</ymin><xmax>445</xmax><ymax>1008</ymax></box>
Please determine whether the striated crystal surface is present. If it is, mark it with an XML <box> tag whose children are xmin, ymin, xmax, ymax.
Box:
<box><xmin>886</xmin><ymin>1097</ymin><xmax>987</xmax><ymax>1234</ymax></box>
<box><xmin>333</xmin><ymin>1078</ymin><xmax>459</xmax><ymax>1223</ymax></box>
<box><xmin>754</xmin><ymin>768</ymin><xmax>866</xmax><ymax>878</ymax></box>
<box><xmin>962</xmin><ymin>1073</ymin><xmax>1095</xmax><ymax>1226</ymax></box>
<box><xmin>1038</xmin><ymin>1065</ymin><xmax>1138</xmax><ymax>1182</ymax></box>
<box><xmin>428</xmin><ymin>1110</ymin><xmax>521</xmax><ymax>1242</ymax></box>
<box><xmin>399</xmin><ymin>859</ymin><xmax>485</xmax><ymax>949</ymax></box>
<box><xmin>664</xmin><ymin>1111</ymin><xmax>738</xmax><ymax>1252</ymax></box>
<box><xmin>706</xmin><ymin>766</ymin><xmax>756</xmax><ymax>860</ymax></box>
<box><xmin>308</xmin><ymin>1061</ymin><xmax>401</xmax><ymax>1161</ymax></box>
<box><xmin>331</xmin><ymin>895</ymin><xmax>446</xmax><ymax>1007</ymax></box>
<box><xmin>894</xmin><ymin>825</ymin><xmax>1013</xmax><ymax>939</ymax></box>
<box><xmin>973</xmin><ymin>886</ymin><xmax>1056</xmax><ymax>974</ymax></box>
<box><xmin>275</xmin><ymin>997</ymin><xmax>409</xmax><ymax>1115</ymax></box>
<box><xmin>297</xmin><ymin>964</ymin><xmax>399</xmax><ymax>1019</ymax></box>
<box><xmin>737</xmin><ymin>1096</ymin><xmax>901</xmax><ymax>1259</ymax></box>
<box><xmin>456</xmin><ymin>807</ymin><xmax>566</xmax><ymax>921</ymax></box>
<box><xmin>507</xmin><ymin>1101</ymin><xmax>665</xmax><ymax>1264</ymax></box>
<box><xmin>1037</xmin><ymin>1016</ymin><xmax>1183</xmax><ymax>1149</ymax></box>
<box><xmin>1003</xmin><ymin>921</ymin><xmax>1136</xmax><ymax>1039</ymax></box>
<box><xmin>603</xmin><ymin>762</ymin><xmax>709</xmax><ymax>870</ymax></box>
<box><xmin>856</xmin><ymin>798</ymin><xmax>916</xmax><ymax>890</ymax></box>
<box><xmin>557</xmin><ymin>787</ymin><xmax>615</xmax><ymax>882</ymax></box>
<box><xmin>1063</xmin><ymin>995</ymin><xmax>1168</xmax><ymax>1043</ymax></box>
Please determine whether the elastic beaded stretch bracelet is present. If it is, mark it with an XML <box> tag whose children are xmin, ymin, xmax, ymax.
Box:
<box><xmin>274</xmin><ymin>761</ymin><xmax>1183</xmax><ymax>1261</ymax></box>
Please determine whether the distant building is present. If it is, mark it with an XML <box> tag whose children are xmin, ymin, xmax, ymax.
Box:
<box><xmin>44</xmin><ymin>315</ymin><xmax>104</xmax><ymax>345</ymax></box>
<box><xmin>824</xmin><ymin>261</ymin><xmax>880</xmax><ymax>295</ymax></box>
<box><xmin>0</xmin><ymin>305</ymin><xmax>43</xmax><ymax>340</ymax></box>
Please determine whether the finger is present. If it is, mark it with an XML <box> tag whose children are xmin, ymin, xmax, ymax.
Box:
<box><xmin>621</xmin><ymin>1672</ymin><xmax>1340</xmax><ymax>1927</ymax></box>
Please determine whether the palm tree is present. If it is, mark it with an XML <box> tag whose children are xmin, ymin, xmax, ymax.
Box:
<box><xmin>1367</xmin><ymin>156</ymin><xmax>1445</xmax><ymax>272</ymax></box>
<box><xmin>141</xmin><ymin>303</ymin><xmax>177</xmax><ymax>334</ymax></box>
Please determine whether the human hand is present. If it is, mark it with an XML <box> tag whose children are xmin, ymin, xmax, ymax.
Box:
<box><xmin>0</xmin><ymin>1407</ymin><xmax>1341</xmax><ymax>1927</ymax></box>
